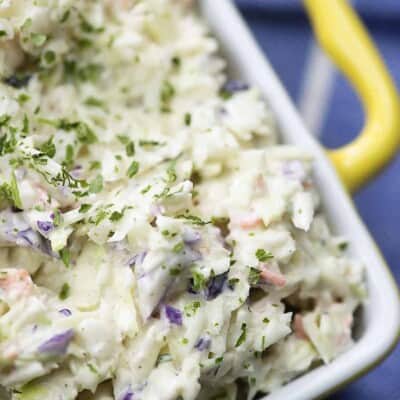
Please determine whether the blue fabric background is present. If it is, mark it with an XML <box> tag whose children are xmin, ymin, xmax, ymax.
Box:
<box><xmin>234</xmin><ymin>1</ymin><xmax>400</xmax><ymax>399</ymax></box>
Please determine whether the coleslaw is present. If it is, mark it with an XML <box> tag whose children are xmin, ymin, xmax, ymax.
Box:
<box><xmin>0</xmin><ymin>1</ymin><xmax>366</xmax><ymax>399</ymax></box>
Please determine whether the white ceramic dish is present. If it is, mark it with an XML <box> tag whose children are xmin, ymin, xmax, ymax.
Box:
<box><xmin>199</xmin><ymin>1</ymin><xmax>400</xmax><ymax>399</ymax></box>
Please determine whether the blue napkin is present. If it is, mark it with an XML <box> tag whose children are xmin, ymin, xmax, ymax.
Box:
<box><xmin>236</xmin><ymin>0</ymin><xmax>400</xmax><ymax>18</ymax></box>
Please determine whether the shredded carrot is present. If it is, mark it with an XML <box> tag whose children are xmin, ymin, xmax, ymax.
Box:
<box><xmin>293</xmin><ymin>314</ymin><xmax>308</xmax><ymax>340</ymax></box>
<box><xmin>259</xmin><ymin>265</ymin><xmax>286</xmax><ymax>287</ymax></box>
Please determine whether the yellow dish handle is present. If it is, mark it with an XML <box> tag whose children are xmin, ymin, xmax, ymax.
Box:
<box><xmin>304</xmin><ymin>0</ymin><xmax>400</xmax><ymax>192</ymax></box>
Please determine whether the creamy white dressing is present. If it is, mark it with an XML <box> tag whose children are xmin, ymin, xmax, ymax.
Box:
<box><xmin>0</xmin><ymin>1</ymin><xmax>366</xmax><ymax>399</ymax></box>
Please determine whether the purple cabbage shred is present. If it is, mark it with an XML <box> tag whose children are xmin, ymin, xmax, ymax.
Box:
<box><xmin>128</xmin><ymin>251</ymin><xmax>147</xmax><ymax>267</ymax></box>
<box><xmin>58</xmin><ymin>308</ymin><xmax>72</xmax><ymax>317</ymax></box>
<box><xmin>120</xmin><ymin>387</ymin><xmax>134</xmax><ymax>400</ymax></box>
<box><xmin>41</xmin><ymin>237</ymin><xmax>54</xmax><ymax>257</ymax></box>
<box><xmin>205</xmin><ymin>272</ymin><xmax>228</xmax><ymax>300</ymax></box>
<box><xmin>194</xmin><ymin>336</ymin><xmax>211</xmax><ymax>351</ymax></box>
<box><xmin>16</xmin><ymin>227</ymin><xmax>54</xmax><ymax>256</ymax></box>
<box><xmin>4</xmin><ymin>74</ymin><xmax>31</xmax><ymax>89</ymax></box>
<box><xmin>37</xmin><ymin>220</ymin><xmax>53</xmax><ymax>233</ymax></box>
<box><xmin>187</xmin><ymin>284</ymin><xmax>197</xmax><ymax>295</ymax></box>
<box><xmin>222</xmin><ymin>80</ymin><xmax>249</xmax><ymax>94</ymax></box>
<box><xmin>38</xmin><ymin>329</ymin><xmax>74</xmax><ymax>355</ymax></box>
<box><xmin>17</xmin><ymin>228</ymin><xmax>35</xmax><ymax>246</ymax></box>
<box><xmin>165</xmin><ymin>305</ymin><xmax>183</xmax><ymax>325</ymax></box>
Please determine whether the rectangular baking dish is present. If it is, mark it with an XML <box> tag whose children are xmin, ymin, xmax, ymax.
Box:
<box><xmin>199</xmin><ymin>1</ymin><xmax>400</xmax><ymax>399</ymax></box>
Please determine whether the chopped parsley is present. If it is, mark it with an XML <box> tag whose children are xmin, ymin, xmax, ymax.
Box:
<box><xmin>79</xmin><ymin>13</ymin><xmax>104</xmax><ymax>34</ymax></box>
<box><xmin>63</xmin><ymin>61</ymin><xmax>103</xmax><ymax>83</ymax></box>
<box><xmin>191</xmin><ymin>270</ymin><xmax>207</xmax><ymax>292</ymax></box>
<box><xmin>261</xmin><ymin>336</ymin><xmax>266</xmax><ymax>350</ymax></box>
<box><xmin>79</xmin><ymin>203</ymin><xmax>92</xmax><ymax>213</ymax></box>
<box><xmin>172</xmin><ymin>241</ymin><xmax>184</xmax><ymax>253</ymax></box>
<box><xmin>255</xmin><ymin>249</ymin><xmax>273</xmax><ymax>262</ymax></box>
<box><xmin>0</xmin><ymin>114</ymin><xmax>11</xmax><ymax>128</ymax></box>
<box><xmin>154</xmin><ymin>186</ymin><xmax>171</xmax><ymax>199</ymax></box>
<box><xmin>74</xmin><ymin>122</ymin><xmax>97</xmax><ymax>144</ymax></box>
<box><xmin>59</xmin><ymin>248</ymin><xmax>71</xmax><ymax>267</ymax></box>
<box><xmin>64</xmin><ymin>145</ymin><xmax>74</xmax><ymax>169</ymax></box>
<box><xmin>43</xmin><ymin>50</ymin><xmax>56</xmax><ymax>64</ymax></box>
<box><xmin>126</xmin><ymin>141</ymin><xmax>135</xmax><ymax>157</ymax></box>
<box><xmin>22</xmin><ymin>114</ymin><xmax>29</xmax><ymax>134</ymax></box>
<box><xmin>117</xmin><ymin>135</ymin><xmax>130</xmax><ymax>144</ymax></box>
<box><xmin>235</xmin><ymin>323</ymin><xmax>247</xmax><ymax>347</ymax></box>
<box><xmin>84</xmin><ymin>97</ymin><xmax>104</xmax><ymax>108</ymax></box>
<box><xmin>89</xmin><ymin>160</ymin><xmax>101</xmax><ymax>171</ymax></box>
<box><xmin>0</xmin><ymin>131</ymin><xmax>17</xmax><ymax>156</ymax></box>
<box><xmin>248</xmin><ymin>267</ymin><xmax>261</xmax><ymax>285</ymax></box>
<box><xmin>31</xmin><ymin>32</ymin><xmax>47</xmax><ymax>47</ymax></box>
<box><xmin>219</xmin><ymin>89</ymin><xmax>232</xmax><ymax>100</ymax></box>
<box><xmin>17</xmin><ymin>93</ymin><xmax>30</xmax><ymax>104</ymax></box>
<box><xmin>60</xmin><ymin>9</ymin><xmax>70</xmax><ymax>23</ymax></box>
<box><xmin>109</xmin><ymin>210</ymin><xmax>123</xmax><ymax>222</ymax></box>
<box><xmin>166</xmin><ymin>160</ymin><xmax>177</xmax><ymax>183</ymax></box>
<box><xmin>160</xmin><ymin>81</ymin><xmax>175</xmax><ymax>112</ymax></box>
<box><xmin>89</xmin><ymin>175</ymin><xmax>103</xmax><ymax>194</ymax></box>
<box><xmin>177</xmin><ymin>214</ymin><xmax>210</xmax><ymax>226</ymax></box>
<box><xmin>0</xmin><ymin>172</ymin><xmax>23</xmax><ymax>209</ymax></box>
<box><xmin>184</xmin><ymin>112</ymin><xmax>192</xmax><ymax>126</ymax></box>
<box><xmin>10</xmin><ymin>172</ymin><xmax>22</xmax><ymax>209</ymax></box>
<box><xmin>171</xmin><ymin>56</ymin><xmax>181</xmax><ymax>68</ymax></box>
<box><xmin>127</xmin><ymin>161</ymin><xmax>139</xmax><ymax>178</ymax></box>
<box><xmin>39</xmin><ymin>137</ymin><xmax>56</xmax><ymax>158</ymax></box>
<box><xmin>228</xmin><ymin>277</ymin><xmax>240</xmax><ymax>289</ymax></box>
<box><xmin>59</xmin><ymin>283</ymin><xmax>70</xmax><ymax>300</ymax></box>
<box><xmin>92</xmin><ymin>209</ymin><xmax>108</xmax><ymax>226</ymax></box>
<box><xmin>169</xmin><ymin>266</ymin><xmax>181</xmax><ymax>276</ymax></box>
<box><xmin>53</xmin><ymin>209</ymin><xmax>63</xmax><ymax>227</ymax></box>
<box><xmin>40</xmin><ymin>119</ymin><xmax>97</xmax><ymax>144</ymax></box>
<box><xmin>160</xmin><ymin>81</ymin><xmax>175</xmax><ymax>103</ymax></box>
<box><xmin>139</xmin><ymin>140</ymin><xmax>164</xmax><ymax>148</ymax></box>
<box><xmin>141</xmin><ymin>185</ymin><xmax>151</xmax><ymax>194</ymax></box>
<box><xmin>184</xmin><ymin>301</ymin><xmax>201</xmax><ymax>317</ymax></box>
<box><xmin>87</xmin><ymin>363</ymin><xmax>99</xmax><ymax>375</ymax></box>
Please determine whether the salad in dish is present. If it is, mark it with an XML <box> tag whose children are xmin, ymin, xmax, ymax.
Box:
<box><xmin>0</xmin><ymin>1</ymin><xmax>366</xmax><ymax>399</ymax></box>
